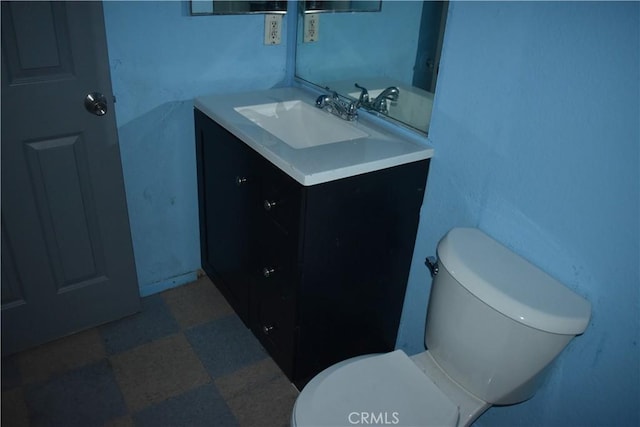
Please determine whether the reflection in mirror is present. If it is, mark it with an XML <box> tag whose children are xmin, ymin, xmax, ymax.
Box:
<box><xmin>303</xmin><ymin>1</ymin><xmax>381</xmax><ymax>13</ymax></box>
<box><xmin>296</xmin><ymin>1</ymin><xmax>448</xmax><ymax>133</ymax></box>
<box><xmin>190</xmin><ymin>1</ymin><xmax>287</xmax><ymax>15</ymax></box>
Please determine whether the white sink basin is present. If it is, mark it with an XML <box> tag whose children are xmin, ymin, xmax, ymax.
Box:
<box><xmin>234</xmin><ymin>100</ymin><xmax>368</xmax><ymax>149</ymax></box>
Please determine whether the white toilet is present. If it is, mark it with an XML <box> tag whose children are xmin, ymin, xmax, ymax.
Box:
<box><xmin>292</xmin><ymin>227</ymin><xmax>591</xmax><ymax>427</ymax></box>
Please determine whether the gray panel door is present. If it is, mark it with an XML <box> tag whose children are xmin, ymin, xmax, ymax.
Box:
<box><xmin>1</xmin><ymin>1</ymin><xmax>140</xmax><ymax>355</ymax></box>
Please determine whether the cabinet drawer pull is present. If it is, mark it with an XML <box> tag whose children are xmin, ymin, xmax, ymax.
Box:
<box><xmin>262</xmin><ymin>325</ymin><xmax>275</xmax><ymax>335</ymax></box>
<box><xmin>235</xmin><ymin>176</ymin><xmax>248</xmax><ymax>186</ymax></box>
<box><xmin>264</xmin><ymin>200</ymin><xmax>277</xmax><ymax>211</ymax></box>
<box><xmin>263</xmin><ymin>267</ymin><xmax>276</xmax><ymax>278</ymax></box>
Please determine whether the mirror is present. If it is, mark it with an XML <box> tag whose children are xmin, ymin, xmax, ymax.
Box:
<box><xmin>190</xmin><ymin>1</ymin><xmax>287</xmax><ymax>15</ymax></box>
<box><xmin>296</xmin><ymin>1</ymin><xmax>448</xmax><ymax>133</ymax></box>
<box><xmin>303</xmin><ymin>1</ymin><xmax>381</xmax><ymax>13</ymax></box>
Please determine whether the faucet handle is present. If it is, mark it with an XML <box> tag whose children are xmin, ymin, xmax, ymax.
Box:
<box><xmin>315</xmin><ymin>94</ymin><xmax>330</xmax><ymax>108</ymax></box>
<box><xmin>354</xmin><ymin>83</ymin><xmax>369</xmax><ymax>103</ymax></box>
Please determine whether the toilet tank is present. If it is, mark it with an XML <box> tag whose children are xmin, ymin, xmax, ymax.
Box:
<box><xmin>425</xmin><ymin>228</ymin><xmax>591</xmax><ymax>405</ymax></box>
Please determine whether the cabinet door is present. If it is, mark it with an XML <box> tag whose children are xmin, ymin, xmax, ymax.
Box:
<box><xmin>295</xmin><ymin>159</ymin><xmax>430</xmax><ymax>385</ymax></box>
<box><xmin>195</xmin><ymin>110</ymin><xmax>257</xmax><ymax>324</ymax></box>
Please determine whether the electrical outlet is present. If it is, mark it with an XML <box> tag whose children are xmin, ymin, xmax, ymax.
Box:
<box><xmin>304</xmin><ymin>13</ymin><xmax>319</xmax><ymax>43</ymax></box>
<box><xmin>264</xmin><ymin>14</ymin><xmax>282</xmax><ymax>45</ymax></box>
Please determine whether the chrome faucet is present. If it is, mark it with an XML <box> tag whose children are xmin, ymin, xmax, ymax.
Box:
<box><xmin>352</xmin><ymin>84</ymin><xmax>400</xmax><ymax>115</ymax></box>
<box><xmin>315</xmin><ymin>90</ymin><xmax>358</xmax><ymax>121</ymax></box>
<box><xmin>371</xmin><ymin>86</ymin><xmax>399</xmax><ymax>115</ymax></box>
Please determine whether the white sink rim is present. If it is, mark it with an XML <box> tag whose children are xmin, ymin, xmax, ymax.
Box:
<box><xmin>234</xmin><ymin>100</ymin><xmax>368</xmax><ymax>149</ymax></box>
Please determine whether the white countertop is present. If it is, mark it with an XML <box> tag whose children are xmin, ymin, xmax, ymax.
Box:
<box><xmin>194</xmin><ymin>87</ymin><xmax>434</xmax><ymax>186</ymax></box>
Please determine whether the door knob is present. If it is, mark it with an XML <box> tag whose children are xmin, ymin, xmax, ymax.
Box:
<box><xmin>84</xmin><ymin>92</ymin><xmax>108</xmax><ymax>116</ymax></box>
<box><xmin>426</xmin><ymin>58</ymin><xmax>435</xmax><ymax>70</ymax></box>
<box><xmin>264</xmin><ymin>200</ymin><xmax>277</xmax><ymax>211</ymax></box>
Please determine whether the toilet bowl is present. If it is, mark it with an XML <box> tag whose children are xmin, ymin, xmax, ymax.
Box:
<box><xmin>292</xmin><ymin>227</ymin><xmax>591</xmax><ymax>427</ymax></box>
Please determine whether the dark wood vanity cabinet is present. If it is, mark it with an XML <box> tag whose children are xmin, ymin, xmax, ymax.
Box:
<box><xmin>195</xmin><ymin>109</ymin><xmax>429</xmax><ymax>387</ymax></box>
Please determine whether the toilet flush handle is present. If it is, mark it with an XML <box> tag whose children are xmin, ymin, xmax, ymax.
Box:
<box><xmin>425</xmin><ymin>256</ymin><xmax>439</xmax><ymax>277</ymax></box>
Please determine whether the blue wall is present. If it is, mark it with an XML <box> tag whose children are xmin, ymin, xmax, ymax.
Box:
<box><xmin>397</xmin><ymin>2</ymin><xmax>639</xmax><ymax>426</ymax></box>
<box><xmin>103</xmin><ymin>1</ymin><xmax>289</xmax><ymax>295</ymax></box>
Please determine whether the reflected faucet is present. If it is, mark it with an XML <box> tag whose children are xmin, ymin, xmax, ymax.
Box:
<box><xmin>352</xmin><ymin>84</ymin><xmax>400</xmax><ymax>115</ymax></box>
<box><xmin>371</xmin><ymin>86</ymin><xmax>399</xmax><ymax>115</ymax></box>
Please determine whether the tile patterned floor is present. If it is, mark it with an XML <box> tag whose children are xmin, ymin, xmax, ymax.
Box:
<box><xmin>1</xmin><ymin>276</ymin><xmax>299</xmax><ymax>427</ymax></box>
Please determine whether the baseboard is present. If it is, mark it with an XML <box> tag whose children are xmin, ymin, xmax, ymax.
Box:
<box><xmin>138</xmin><ymin>270</ymin><xmax>200</xmax><ymax>297</ymax></box>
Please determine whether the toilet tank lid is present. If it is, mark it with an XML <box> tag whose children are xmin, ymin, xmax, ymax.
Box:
<box><xmin>437</xmin><ymin>228</ymin><xmax>591</xmax><ymax>335</ymax></box>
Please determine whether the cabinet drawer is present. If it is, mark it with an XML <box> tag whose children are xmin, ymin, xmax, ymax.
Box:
<box><xmin>255</xmin><ymin>218</ymin><xmax>297</xmax><ymax>296</ymax></box>
<box><xmin>251</xmin><ymin>286</ymin><xmax>296</xmax><ymax>377</ymax></box>
<box><xmin>260</xmin><ymin>161</ymin><xmax>302</xmax><ymax>234</ymax></box>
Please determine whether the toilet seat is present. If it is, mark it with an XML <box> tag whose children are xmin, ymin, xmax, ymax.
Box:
<box><xmin>293</xmin><ymin>350</ymin><xmax>459</xmax><ymax>427</ymax></box>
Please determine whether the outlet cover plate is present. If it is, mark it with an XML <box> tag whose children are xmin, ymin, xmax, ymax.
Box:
<box><xmin>264</xmin><ymin>14</ymin><xmax>282</xmax><ymax>45</ymax></box>
<box><xmin>304</xmin><ymin>13</ymin><xmax>319</xmax><ymax>43</ymax></box>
